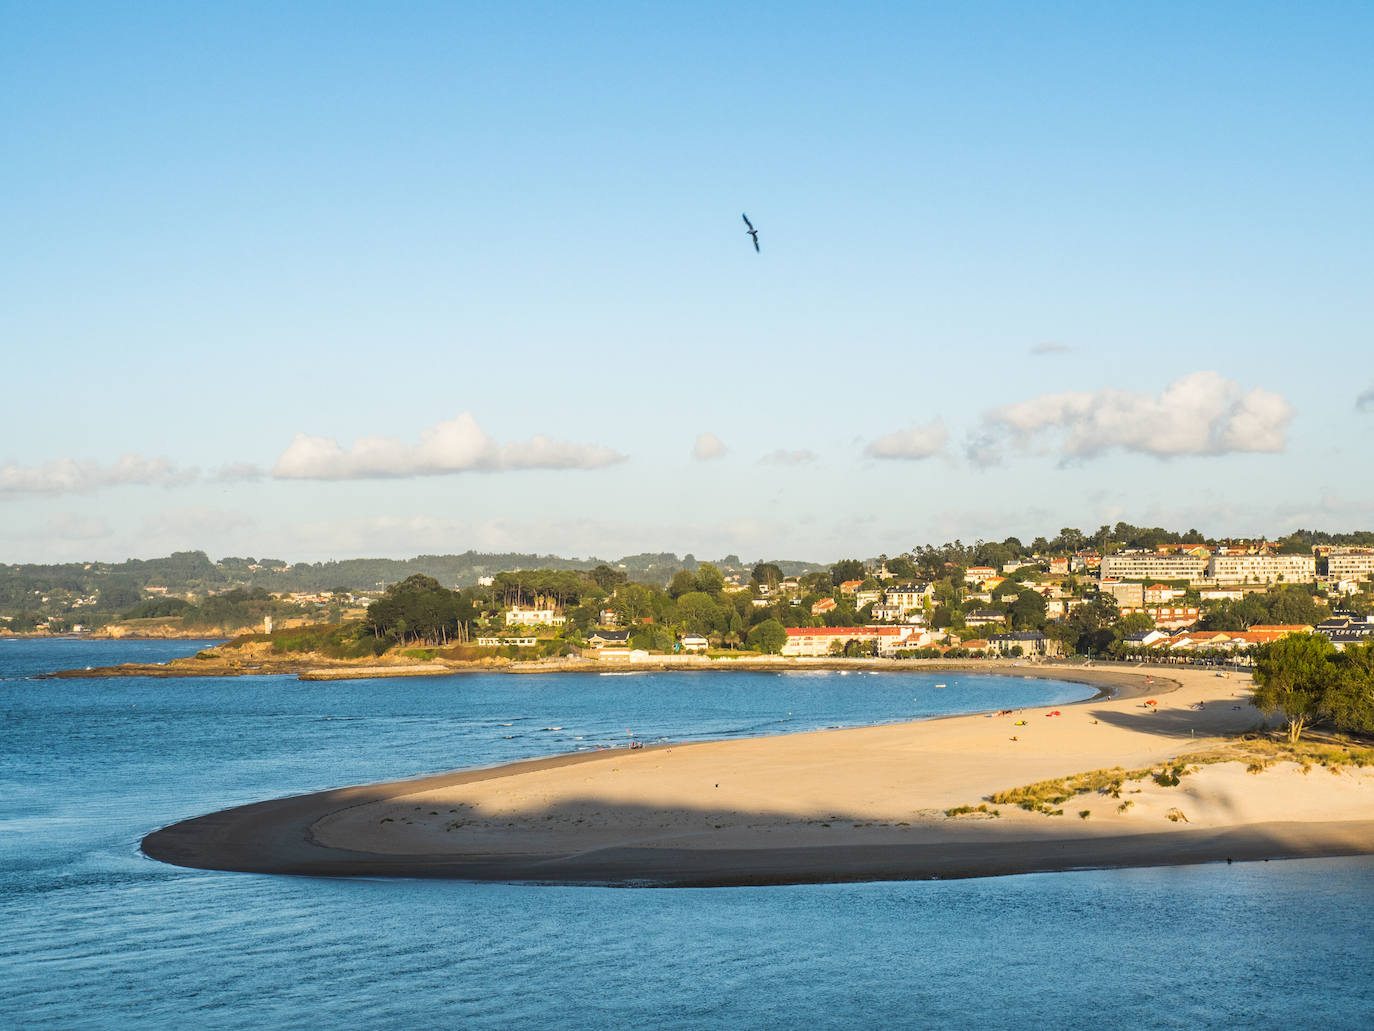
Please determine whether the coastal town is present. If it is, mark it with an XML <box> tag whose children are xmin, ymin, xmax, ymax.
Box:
<box><xmin>478</xmin><ymin>536</ymin><xmax>1374</xmax><ymax>664</ymax></box>
<box><xmin>8</xmin><ymin>527</ymin><xmax>1374</xmax><ymax>666</ymax></box>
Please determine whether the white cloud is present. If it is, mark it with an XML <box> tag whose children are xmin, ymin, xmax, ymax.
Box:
<box><xmin>0</xmin><ymin>455</ymin><xmax>195</xmax><ymax>498</ymax></box>
<box><xmin>970</xmin><ymin>371</ymin><xmax>1294</xmax><ymax>464</ymax></box>
<box><xmin>865</xmin><ymin>419</ymin><xmax>948</xmax><ymax>460</ymax></box>
<box><xmin>760</xmin><ymin>449</ymin><xmax>817</xmax><ymax>465</ymax></box>
<box><xmin>1030</xmin><ymin>342</ymin><xmax>1073</xmax><ymax>355</ymax></box>
<box><xmin>1356</xmin><ymin>384</ymin><xmax>1374</xmax><ymax>413</ymax></box>
<box><xmin>692</xmin><ymin>432</ymin><xmax>728</xmax><ymax>461</ymax></box>
<box><xmin>271</xmin><ymin>413</ymin><xmax>626</xmax><ymax>480</ymax></box>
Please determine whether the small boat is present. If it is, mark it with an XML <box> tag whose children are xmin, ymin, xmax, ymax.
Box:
<box><xmin>933</xmin><ymin>683</ymin><xmax>947</xmax><ymax>689</ymax></box>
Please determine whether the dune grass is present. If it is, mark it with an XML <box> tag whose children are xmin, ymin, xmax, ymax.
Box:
<box><xmin>985</xmin><ymin>734</ymin><xmax>1374</xmax><ymax>815</ymax></box>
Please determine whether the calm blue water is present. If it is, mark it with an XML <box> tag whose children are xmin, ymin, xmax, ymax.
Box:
<box><xmin>2</xmin><ymin>639</ymin><xmax>1371</xmax><ymax>1030</ymax></box>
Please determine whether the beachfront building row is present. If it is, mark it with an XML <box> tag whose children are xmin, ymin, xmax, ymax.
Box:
<box><xmin>1116</xmin><ymin>605</ymin><xmax>1202</xmax><ymax>630</ymax></box>
<box><xmin>986</xmin><ymin>631</ymin><xmax>1058</xmax><ymax>656</ymax></box>
<box><xmin>781</xmin><ymin>625</ymin><xmax>930</xmax><ymax>657</ymax></box>
<box><xmin>1121</xmin><ymin>624</ymin><xmax>1316</xmax><ymax>654</ymax></box>
<box><xmin>781</xmin><ymin>628</ymin><xmax>1058</xmax><ymax>658</ymax></box>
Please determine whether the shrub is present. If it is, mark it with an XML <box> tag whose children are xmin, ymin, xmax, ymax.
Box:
<box><xmin>945</xmin><ymin>804</ymin><xmax>1000</xmax><ymax>818</ymax></box>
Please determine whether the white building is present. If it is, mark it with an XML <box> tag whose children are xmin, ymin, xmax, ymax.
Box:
<box><xmin>1099</xmin><ymin>553</ymin><xmax>1209</xmax><ymax>583</ymax></box>
<box><xmin>781</xmin><ymin>625</ymin><xmax>926</xmax><ymax>657</ymax></box>
<box><xmin>1199</xmin><ymin>588</ymin><xmax>1243</xmax><ymax>602</ymax></box>
<box><xmin>1328</xmin><ymin>550</ymin><xmax>1374</xmax><ymax>581</ymax></box>
<box><xmin>505</xmin><ymin>606</ymin><xmax>566</xmax><ymax>627</ymax></box>
<box><xmin>1099</xmin><ymin>579</ymin><xmax>1145</xmax><ymax>607</ymax></box>
<box><xmin>884</xmin><ymin>584</ymin><xmax>931</xmax><ymax>612</ymax></box>
<box><xmin>678</xmin><ymin>633</ymin><xmax>709</xmax><ymax>653</ymax></box>
<box><xmin>1205</xmin><ymin>554</ymin><xmax>1315</xmax><ymax>585</ymax></box>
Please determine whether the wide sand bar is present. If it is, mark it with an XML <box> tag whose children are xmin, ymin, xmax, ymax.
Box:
<box><xmin>142</xmin><ymin>666</ymin><xmax>1374</xmax><ymax>885</ymax></box>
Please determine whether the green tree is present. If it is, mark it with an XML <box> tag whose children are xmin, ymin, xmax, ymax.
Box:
<box><xmin>746</xmin><ymin>618</ymin><xmax>787</xmax><ymax>654</ymax></box>
<box><xmin>1068</xmin><ymin>596</ymin><xmax>1121</xmax><ymax>656</ymax></box>
<box><xmin>831</xmin><ymin>559</ymin><xmax>865</xmax><ymax>584</ymax></box>
<box><xmin>99</xmin><ymin>577</ymin><xmax>144</xmax><ymax>612</ymax></box>
<box><xmin>1252</xmin><ymin>633</ymin><xmax>1340</xmax><ymax>742</ymax></box>
<box><xmin>1042</xmin><ymin>620</ymin><xmax>1081</xmax><ymax>655</ymax></box>
<box><xmin>589</xmin><ymin>564</ymin><xmax>627</xmax><ymax>590</ymax></box>
<box><xmin>366</xmin><ymin>574</ymin><xmax>465</xmax><ymax>646</ymax></box>
<box><xmin>668</xmin><ymin>569</ymin><xmax>698</xmax><ymax>599</ymax></box>
<box><xmin>675</xmin><ymin>591</ymin><xmax>723</xmax><ymax>636</ymax></box>
<box><xmin>694</xmin><ymin>562</ymin><xmax>726</xmax><ymax>596</ymax></box>
<box><xmin>884</xmin><ymin>556</ymin><xmax>917</xmax><ymax>579</ymax></box>
<box><xmin>1114</xmin><ymin>610</ymin><xmax>1156</xmax><ymax>640</ymax></box>
<box><xmin>1005</xmin><ymin>587</ymin><xmax>1048</xmax><ymax>631</ymax></box>
<box><xmin>630</xmin><ymin>624</ymin><xmax>674</xmax><ymax>652</ymax></box>
<box><xmin>1329</xmin><ymin>642</ymin><xmax>1374</xmax><ymax>734</ymax></box>
<box><xmin>611</xmin><ymin>583</ymin><xmax>654</xmax><ymax>625</ymax></box>
<box><xmin>752</xmin><ymin>562</ymin><xmax>784</xmax><ymax>589</ymax></box>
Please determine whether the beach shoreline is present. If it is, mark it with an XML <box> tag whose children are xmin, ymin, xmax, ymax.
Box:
<box><xmin>141</xmin><ymin>664</ymin><xmax>1374</xmax><ymax>886</ymax></box>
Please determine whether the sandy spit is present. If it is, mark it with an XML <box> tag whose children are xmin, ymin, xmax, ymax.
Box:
<box><xmin>142</xmin><ymin>665</ymin><xmax>1374</xmax><ymax>886</ymax></box>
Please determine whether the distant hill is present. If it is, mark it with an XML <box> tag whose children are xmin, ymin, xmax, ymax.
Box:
<box><xmin>0</xmin><ymin>550</ymin><xmax>828</xmax><ymax>623</ymax></box>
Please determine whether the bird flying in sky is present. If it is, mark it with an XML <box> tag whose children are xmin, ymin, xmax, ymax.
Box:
<box><xmin>742</xmin><ymin>213</ymin><xmax>759</xmax><ymax>252</ymax></box>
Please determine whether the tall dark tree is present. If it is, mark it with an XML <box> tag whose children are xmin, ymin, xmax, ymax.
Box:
<box><xmin>752</xmin><ymin>562</ymin><xmax>784</xmax><ymax>589</ymax></box>
<box><xmin>831</xmin><ymin>559</ymin><xmax>865</xmax><ymax>584</ymax></box>
<box><xmin>367</xmin><ymin>574</ymin><xmax>465</xmax><ymax>646</ymax></box>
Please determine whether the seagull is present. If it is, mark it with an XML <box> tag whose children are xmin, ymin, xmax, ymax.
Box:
<box><xmin>742</xmin><ymin>212</ymin><xmax>759</xmax><ymax>252</ymax></box>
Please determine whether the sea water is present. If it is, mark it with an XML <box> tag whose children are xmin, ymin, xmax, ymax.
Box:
<box><xmin>2</xmin><ymin>639</ymin><xmax>1370</xmax><ymax>1029</ymax></box>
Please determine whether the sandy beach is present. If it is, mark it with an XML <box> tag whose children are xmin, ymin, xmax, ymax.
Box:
<box><xmin>143</xmin><ymin>665</ymin><xmax>1374</xmax><ymax>885</ymax></box>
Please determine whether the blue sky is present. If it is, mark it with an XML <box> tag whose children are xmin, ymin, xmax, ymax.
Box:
<box><xmin>3</xmin><ymin>2</ymin><xmax>1372</xmax><ymax>563</ymax></box>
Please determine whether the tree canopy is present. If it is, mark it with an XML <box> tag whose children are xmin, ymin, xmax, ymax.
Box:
<box><xmin>746</xmin><ymin>618</ymin><xmax>787</xmax><ymax>654</ymax></box>
<box><xmin>366</xmin><ymin>575</ymin><xmax>475</xmax><ymax>646</ymax></box>
<box><xmin>1253</xmin><ymin>633</ymin><xmax>1374</xmax><ymax>741</ymax></box>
